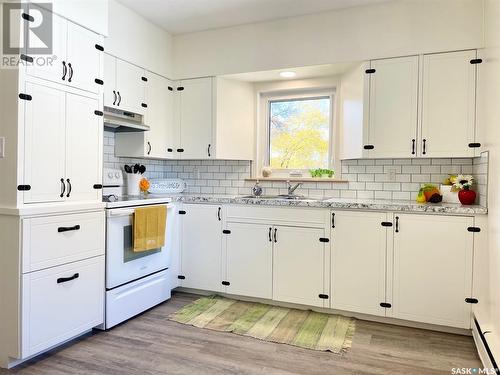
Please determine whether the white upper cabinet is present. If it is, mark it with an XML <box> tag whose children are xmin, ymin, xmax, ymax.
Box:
<box><xmin>23</xmin><ymin>83</ymin><xmax>66</xmax><ymax>204</ymax></box>
<box><xmin>145</xmin><ymin>73</ymin><xmax>177</xmax><ymax>158</ymax></box>
<box><xmin>343</xmin><ymin>50</ymin><xmax>481</xmax><ymax>159</ymax></box>
<box><xmin>331</xmin><ymin>211</ymin><xmax>389</xmax><ymax>317</ymax></box>
<box><xmin>65</xmin><ymin>22</ymin><xmax>102</xmax><ymax>94</ymax></box>
<box><xmin>103</xmin><ymin>54</ymin><xmax>146</xmax><ymax>115</ymax></box>
<box><xmin>65</xmin><ymin>93</ymin><xmax>102</xmax><ymax>202</ymax></box>
<box><xmin>22</xmin><ymin>82</ymin><xmax>102</xmax><ymax>204</ymax></box>
<box><xmin>114</xmin><ymin>73</ymin><xmax>176</xmax><ymax>159</ymax></box>
<box><xmin>25</xmin><ymin>5</ymin><xmax>102</xmax><ymax>94</ymax></box>
<box><xmin>116</xmin><ymin>59</ymin><xmax>146</xmax><ymax>115</ymax></box>
<box><xmin>392</xmin><ymin>214</ymin><xmax>474</xmax><ymax>329</ymax></box>
<box><xmin>177</xmin><ymin>77</ymin><xmax>214</xmax><ymax>159</ymax></box>
<box><xmin>365</xmin><ymin>56</ymin><xmax>419</xmax><ymax>158</ymax></box>
<box><xmin>420</xmin><ymin>50</ymin><xmax>477</xmax><ymax>157</ymax></box>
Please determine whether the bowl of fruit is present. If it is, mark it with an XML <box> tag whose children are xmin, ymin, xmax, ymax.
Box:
<box><xmin>416</xmin><ymin>184</ymin><xmax>443</xmax><ymax>204</ymax></box>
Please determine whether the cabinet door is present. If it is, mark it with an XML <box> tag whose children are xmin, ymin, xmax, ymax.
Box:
<box><xmin>22</xmin><ymin>256</ymin><xmax>104</xmax><ymax>358</ymax></box>
<box><xmin>116</xmin><ymin>59</ymin><xmax>145</xmax><ymax>115</ymax></box>
<box><xmin>420</xmin><ymin>50</ymin><xmax>476</xmax><ymax>157</ymax></box>
<box><xmin>66</xmin><ymin>22</ymin><xmax>101</xmax><ymax>94</ymax></box>
<box><xmin>224</xmin><ymin>222</ymin><xmax>273</xmax><ymax>299</ymax></box>
<box><xmin>331</xmin><ymin>211</ymin><xmax>387</xmax><ymax>316</ymax></box>
<box><xmin>25</xmin><ymin>7</ymin><xmax>67</xmax><ymax>85</ymax></box>
<box><xmin>144</xmin><ymin>73</ymin><xmax>176</xmax><ymax>158</ymax></box>
<box><xmin>103</xmin><ymin>53</ymin><xmax>117</xmax><ymax>108</ymax></box>
<box><xmin>180</xmin><ymin>204</ymin><xmax>222</xmax><ymax>291</ymax></box>
<box><xmin>179</xmin><ymin>78</ymin><xmax>213</xmax><ymax>159</ymax></box>
<box><xmin>273</xmin><ymin>226</ymin><xmax>328</xmax><ymax>307</ymax></box>
<box><xmin>65</xmin><ymin>92</ymin><xmax>102</xmax><ymax>202</ymax></box>
<box><xmin>367</xmin><ymin>56</ymin><xmax>419</xmax><ymax>158</ymax></box>
<box><xmin>392</xmin><ymin>214</ymin><xmax>474</xmax><ymax>328</ymax></box>
<box><xmin>23</xmin><ymin>83</ymin><xmax>66</xmax><ymax>203</ymax></box>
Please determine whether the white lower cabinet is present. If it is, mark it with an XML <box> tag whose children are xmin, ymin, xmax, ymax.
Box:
<box><xmin>224</xmin><ymin>222</ymin><xmax>273</xmax><ymax>299</ymax></box>
<box><xmin>180</xmin><ymin>204</ymin><xmax>222</xmax><ymax>291</ymax></box>
<box><xmin>178</xmin><ymin>204</ymin><xmax>478</xmax><ymax>330</ymax></box>
<box><xmin>331</xmin><ymin>211</ymin><xmax>389</xmax><ymax>317</ymax></box>
<box><xmin>392</xmin><ymin>214</ymin><xmax>474</xmax><ymax>328</ymax></box>
<box><xmin>21</xmin><ymin>256</ymin><xmax>104</xmax><ymax>358</ymax></box>
<box><xmin>272</xmin><ymin>226</ymin><xmax>329</xmax><ymax>308</ymax></box>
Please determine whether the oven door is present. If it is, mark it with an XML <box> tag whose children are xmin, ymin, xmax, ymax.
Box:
<box><xmin>105</xmin><ymin>204</ymin><xmax>173</xmax><ymax>289</ymax></box>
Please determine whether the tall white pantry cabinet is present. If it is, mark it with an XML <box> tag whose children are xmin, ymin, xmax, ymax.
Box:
<box><xmin>0</xmin><ymin>3</ymin><xmax>106</xmax><ymax>368</ymax></box>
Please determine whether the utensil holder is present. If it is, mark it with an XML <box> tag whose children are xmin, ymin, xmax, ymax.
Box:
<box><xmin>126</xmin><ymin>174</ymin><xmax>141</xmax><ymax>196</ymax></box>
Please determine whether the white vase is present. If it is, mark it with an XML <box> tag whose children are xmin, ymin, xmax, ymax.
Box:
<box><xmin>126</xmin><ymin>174</ymin><xmax>141</xmax><ymax>196</ymax></box>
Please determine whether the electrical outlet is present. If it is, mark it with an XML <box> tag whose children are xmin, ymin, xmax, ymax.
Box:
<box><xmin>386</xmin><ymin>167</ymin><xmax>397</xmax><ymax>182</ymax></box>
<box><xmin>0</xmin><ymin>137</ymin><xmax>4</xmax><ymax>158</ymax></box>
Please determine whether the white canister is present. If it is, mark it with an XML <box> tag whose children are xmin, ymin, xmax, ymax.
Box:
<box><xmin>126</xmin><ymin>173</ymin><xmax>142</xmax><ymax>196</ymax></box>
<box><xmin>440</xmin><ymin>184</ymin><xmax>460</xmax><ymax>203</ymax></box>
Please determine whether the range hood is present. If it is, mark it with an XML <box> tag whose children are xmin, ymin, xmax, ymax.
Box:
<box><xmin>103</xmin><ymin>107</ymin><xmax>150</xmax><ymax>132</ymax></box>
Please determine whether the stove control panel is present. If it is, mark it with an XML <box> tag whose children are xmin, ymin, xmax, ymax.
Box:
<box><xmin>103</xmin><ymin>168</ymin><xmax>124</xmax><ymax>187</ymax></box>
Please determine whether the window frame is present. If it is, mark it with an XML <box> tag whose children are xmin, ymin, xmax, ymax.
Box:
<box><xmin>258</xmin><ymin>89</ymin><xmax>337</xmax><ymax>177</ymax></box>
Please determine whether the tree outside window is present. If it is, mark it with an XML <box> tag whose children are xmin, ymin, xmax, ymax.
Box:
<box><xmin>269</xmin><ymin>96</ymin><xmax>331</xmax><ymax>169</ymax></box>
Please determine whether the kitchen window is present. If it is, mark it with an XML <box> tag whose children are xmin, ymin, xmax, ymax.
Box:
<box><xmin>264</xmin><ymin>93</ymin><xmax>334</xmax><ymax>172</ymax></box>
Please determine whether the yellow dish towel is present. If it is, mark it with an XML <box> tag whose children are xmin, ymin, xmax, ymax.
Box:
<box><xmin>133</xmin><ymin>205</ymin><xmax>167</xmax><ymax>252</ymax></box>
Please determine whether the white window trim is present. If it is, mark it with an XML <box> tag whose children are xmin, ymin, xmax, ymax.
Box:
<box><xmin>255</xmin><ymin>88</ymin><xmax>339</xmax><ymax>178</ymax></box>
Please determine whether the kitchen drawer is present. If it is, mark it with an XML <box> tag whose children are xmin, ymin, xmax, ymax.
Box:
<box><xmin>226</xmin><ymin>205</ymin><xmax>327</xmax><ymax>227</ymax></box>
<box><xmin>22</xmin><ymin>211</ymin><xmax>105</xmax><ymax>273</ymax></box>
<box><xmin>21</xmin><ymin>256</ymin><xmax>104</xmax><ymax>358</ymax></box>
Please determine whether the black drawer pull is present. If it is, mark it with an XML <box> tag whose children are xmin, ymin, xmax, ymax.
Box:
<box><xmin>318</xmin><ymin>294</ymin><xmax>329</xmax><ymax>299</ymax></box>
<box><xmin>365</xmin><ymin>68</ymin><xmax>376</xmax><ymax>74</ymax></box>
<box><xmin>363</xmin><ymin>145</ymin><xmax>374</xmax><ymax>150</ymax></box>
<box><xmin>58</xmin><ymin>225</ymin><xmax>80</xmax><ymax>233</ymax></box>
<box><xmin>380</xmin><ymin>302</ymin><xmax>392</xmax><ymax>308</ymax></box>
<box><xmin>95</xmin><ymin>78</ymin><xmax>104</xmax><ymax>85</ymax></box>
<box><xmin>57</xmin><ymin>273</ymin><xmax>79</xmax><ymax>284</ymax></box>
<box><xmin>95</xmin><ymin>44</ymin><xmax>104</xmax><ymax>51</ymax></box>
<box><xmin>222</xmin><ymin>281</ymin><xmax>230</xmax><ymax>286</ymax></box>
<box><xmin>468</xmin><ymin>143</ymin><xmax>481</xmax><ymax>148</ymax></box>
<box><xmin>381</xmin><ymin>222</ymin><xmax>393</xmax><ymax>227</ymax></box>
<box><xmin>177</xmin><ymin>148</ymin><xmax>184</xmax><ymax>153</ymax></box>
<box><xmin>22</xmin><ymin>13</ymin><xmax>34</xmax><ymax>22</ymax></box>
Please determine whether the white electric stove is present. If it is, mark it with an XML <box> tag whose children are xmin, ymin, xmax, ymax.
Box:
<box><xmin>101</xmin><ymin>168</ymin><xmax>175</xmax><ymax>329</ymax></box>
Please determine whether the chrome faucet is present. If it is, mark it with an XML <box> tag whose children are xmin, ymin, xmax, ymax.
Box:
<box><xmin>287</xmin><ymin>181</ymin><xmax>302</xmax><ymax>195</ymax></box>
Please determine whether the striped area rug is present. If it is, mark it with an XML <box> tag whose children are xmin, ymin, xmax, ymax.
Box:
<box><xmin>169</xmin><ymin>295</ymin><xmax>356</xmax><ymax>354</ymax></box>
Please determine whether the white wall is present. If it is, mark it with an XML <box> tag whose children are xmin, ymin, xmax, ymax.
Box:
<box><xmin>478</xmin><ymin>0</ymin><xmax>500</xmax><ymax>363</ymax></box>
<box><xmin>173</xmin><ymin>0</ymin><xmax>483</xmax><ymax>79</ymax></box>
<box><xmin>105</xmin><ymin>0</ymin><xmax>173</xmax><ymax>77</ymax></box>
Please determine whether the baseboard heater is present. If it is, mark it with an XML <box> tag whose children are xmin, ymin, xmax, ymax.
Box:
<box><xmin>473</xmin><ymin>318</ymin><xmax>499</xmax><ymax>373</ymax></box>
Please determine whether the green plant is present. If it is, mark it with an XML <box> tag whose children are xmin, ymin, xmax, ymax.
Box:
<box><xmin>309</xmin><ymin>168</ymin><xmax>334</xmax><ymax>178</ymax></box>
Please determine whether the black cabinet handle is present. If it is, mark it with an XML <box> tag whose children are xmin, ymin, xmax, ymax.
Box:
<box><xmin>208</xmin><ymin>144</ymin><xmax>211</xmax><ymax>157</ymax></box>
<box><xmin>147</xmin><ymin>142</ymin><xmax>152</xmax><ymax>155</ymax></box>
<box><xmin>395</xmin><ymin>216</ymin><xmax>399</xmax><ymax>233</ymax></box>
<box><xmin>167</xmin><ymin>148</ymin><xmax>173</xmax><ymax>152</ymax></box>
<box><xmin>68</xmin><ymin>62</ymin><xmax>73</xmax><ymax>82</ymax></box>
<box><xmin>268</xmin><ymin>227</ymin><xmax>272</xmax><ymax>242</ymax></box>
<box><xmin>66</xmin><ymin>178</ymin><xmax>72</xmax><ymax>197</ymax></box>
<box><xmin>112</xmin><ymin>90</ymin><xmax>117</xmax><ymax>105</ymax></box>
<box><xmin>177</xmin><ymin>148</ymin><xmax>184</xmax><ymax>153</ymax></box>
<box><xmin>57</xmin><ymin>273</ymin><xmax>79</xmax><ymax>284</ymax></box>
<box><xmin>60</xmin><ymin>178</ymin><xmax>65</xmax><ymax>198</ymax></box>
<box><xmin>411</xmin><ymin>139</ymin><xmax>415</xmax><ymax>155</ymax></box>
<box><xmin>62</xmin><ymin>61</ymin><xmax>67</xmax><ymax>80</ymax></box>
<box><xmin>422</xmin><ymin>139</ymin><xmax>427</xmax><ymax>155</ymax></box>
<box><xmin>58</xmin><ymin>224</ymin><xmax>81</xmax><ymax>233</ymax></box>
<box><xmin>117</xmin><ymin>91</ymin><xmax>121</xmax><ymax>106</ymax></box>
<box><xmin>217</xmin><ymin>207</ymin><xmax>221</xmax><ymax>221</ymax></box>
<box><xmin>274</xmin><ymin>228</ymin><xmax>277</xmax><ymax>243</ymax></box>
<box><xmin>331</xmin><ymin>212</ymin><xmax>335</xmax><ymax>228</ymax></box>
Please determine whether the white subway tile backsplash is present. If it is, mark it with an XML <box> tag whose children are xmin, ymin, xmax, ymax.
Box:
<box><xmin>103</xmin><ymin>131</ymin><xmax>488</xmax><ymax>207</ymax></box>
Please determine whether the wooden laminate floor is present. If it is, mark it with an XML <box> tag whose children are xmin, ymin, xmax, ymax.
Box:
<box><xmin>2</xmin><ymin>292</ymin><xmax>481</xmax><ymax>375</ymax></box>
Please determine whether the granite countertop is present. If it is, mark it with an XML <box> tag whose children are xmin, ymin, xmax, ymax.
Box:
<box><xmin>162</xmin><ymin>194</ymin><xmax>487</xmax><ymax>215</ymax></box>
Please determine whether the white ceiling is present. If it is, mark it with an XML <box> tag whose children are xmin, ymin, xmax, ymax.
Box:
<box><xmin>223</xmin><ymin>62</ymin><xmax>358</xmax><ymax>82</ymax></box>
<box><xmin>117</xmin><ymin>0</ymin><xmax>392</xmax><ymax>35</ymax></box>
